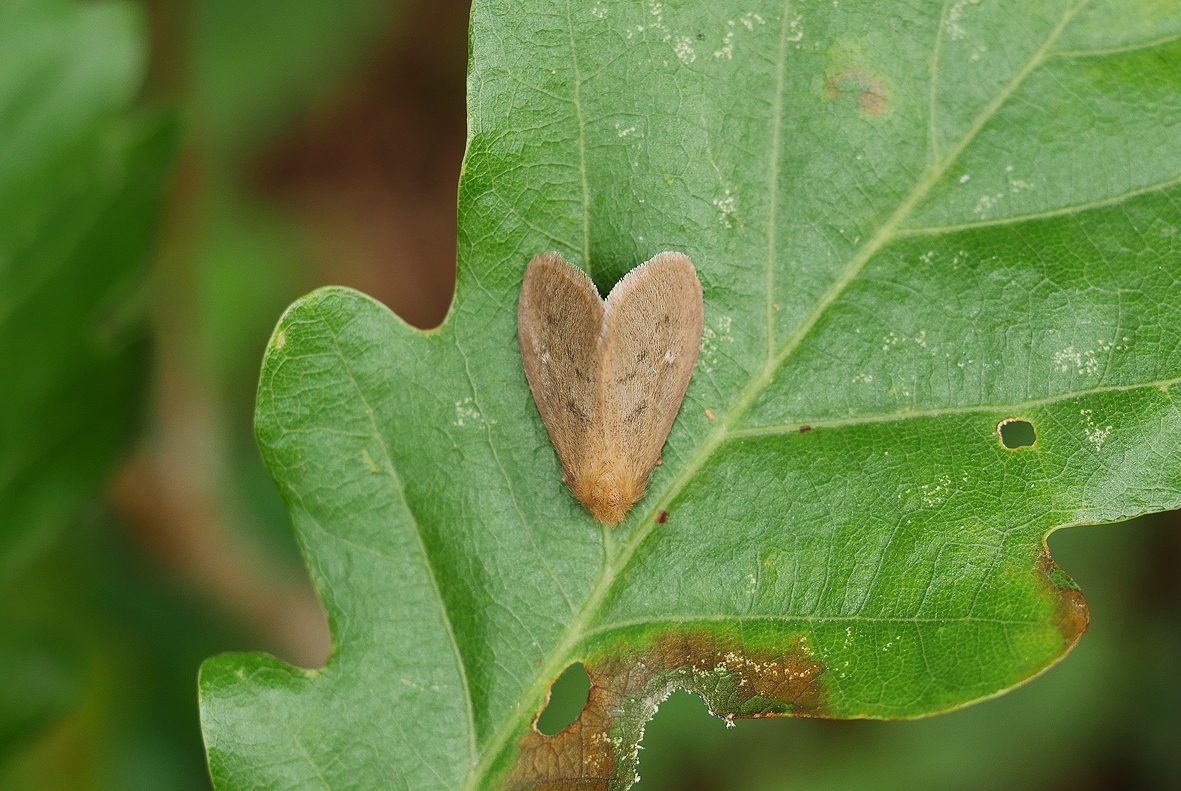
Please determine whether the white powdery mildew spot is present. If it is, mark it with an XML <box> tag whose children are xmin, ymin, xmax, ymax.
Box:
<box><xmin>454</xmin><ymin>397</ymin><xmax>481</xmax><ymax>428</ymax></box>
<box><xmin>879</xmin><ymin>329</ymin><xmax>936</xmax><ymax>355</ymax></box>
<box><xmin>673</xmin><ymin>35</ymin><xmax>696</xmax><ymax>64</ymax></box>
<box><xmin>591</xmin><ymin>1</ymin><xmax>607</xmax><ymax>19</ymax></box>
<box><xmin>1005</xmin><ymin>164</ymin><xmax>1034</xmax><ymax>194</ymax></box>
<box><xmin>974</xmin><ymin>166</ymin><xmax>1036</xmax><ymax>216</ymax></box>
<box><xmin>715</xmin><ymin>22</ymin><xmax>735</xmax><ymax>58</ymax></box>
<box><xmin>785</xmin><ymin>13</ymin><xmax>804</xmax><ymax>45</ymax></box>
<box><xmin>714</xmin><ymin>12</ymin><xmax>764</xmax><ymax>59</ymax></box>
<box><xmin>713</xmin><ymin>189</ymin><xmax>736</xmax><ymax>227</ymax></box>
<box><xmin>947</xmin><ymin>0</ymin><xmax>981</xmax><ymax>41</ymax></box>
<box><xmin>698</xmin><ymin>314</ymin><xmax>734</xmax><ymax>374</ymax></box>
<box><xmin>1079</xmin><ymin>408</ymin><xmax>1113</xmax><ymax>450</ymax></box>
<box><xmin>919</xmin><ymin>475</ymin><xmax>953</xmax><ymax>507</ymax></box>
<box><xmin>645</xmin><ymin>0</ymin><xmax>672</xmax><ymax>43</ymax></box>
<box><xmin>1052</xmin><ymin>345</ymin><xmax>1101</xmax><ymax>377</ymax></box>
<box><xmin>852</xmin><ymin>372</ymin><xmax>875</xmax><ymax>384</ymax></box>
<box><xmin>741</xmin><ymin>11</ymin><xmax>765</xmax><ymax>30</ymax></box>
<box><xmin>973</xmin><ymin>190</ymin><xmax>1004</xmax><ymax>217</ymax></box>
<box><xmin>615</xmin><ymin>122</ymin><xmax>639</xmax><ymax>138</ymax></box>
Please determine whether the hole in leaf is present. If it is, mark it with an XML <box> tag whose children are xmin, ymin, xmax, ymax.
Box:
<box><xmin>998</xmin><ymin>418</ymin><xmax>1036</xmax><ymax>449</ymax></box>
<box><xmin>535</xmin><ymin>662</ymin><xmax>591</xmax><ymax>736</ymax></box>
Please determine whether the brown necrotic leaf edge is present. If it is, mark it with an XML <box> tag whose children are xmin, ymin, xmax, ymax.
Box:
<box><xmin>500</xmin><ymin>550</ymin><xmax>1088</xmax><ymax>790</ymax></box>
<box><xmin>505</xmin><ymin>630</ymin><xmax>825</xmax><ymax>790</ymax></box>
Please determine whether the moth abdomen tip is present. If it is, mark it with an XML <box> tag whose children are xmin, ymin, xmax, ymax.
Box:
<box><xmin>571</xmin><ymin>464</ymin><xmax>643</xmax><ymax>525</ymax></box>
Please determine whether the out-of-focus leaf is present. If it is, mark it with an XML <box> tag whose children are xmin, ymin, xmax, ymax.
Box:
<box><xmin>0</xmin><ymin>0</ymin><xmax>176</xmax><ymax>580</ymax></box>
<box><xmin>191</xmin><ymin>0</ymin><xmax>397</xmax><ymax>152</ymax></box>
<box><xmin>200</xmin><ymin>2</ymin><xmax>1181</xmax><ymax>788</ymax></box>
<box><xmin>0</xmin><ymin>511</ymin><xmax>242</xmax><ymax>791</ymax></box>
<box><xmin>0</xmin><ymin>628</ymin><xmax>84</xmax><ymax>758</ymax></box>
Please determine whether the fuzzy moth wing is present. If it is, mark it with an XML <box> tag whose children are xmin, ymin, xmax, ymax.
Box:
<box><xmin>599</xmin><ymin>251</ymin><xmax>704</xmax><ymax>505</ymax></box>
<box><xmin>517</xmin><ymin>252</ymin><xmax>605</xmax><ymax>490</ymax></box>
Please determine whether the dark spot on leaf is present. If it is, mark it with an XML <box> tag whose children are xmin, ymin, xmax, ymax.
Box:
<box><xmin>824</xmin><ymin>67</ymin><xmax>889</xmax><ymax>116</ymax></box>
<box><xmin>798</xmin><ymin>424</ymin><xmax>812</xmax><ymax>433</ymax></box>
<box><xmin>656</xmin><ymin>510</ymin><xmax>669</xmax><ymax>524</ymax></box>
<box><xmin>997</xmin><ymin>417</ymin><xmax>1036</xmax><ymax>449</ymax></box>
<box><xmin>506</xmin><ymin>630</ymin><xmax>827</xmax><ymax>789</ymax></box>
<box><xmin>1036</xmin><ymin>549</ymin><xmax>1090</xmax><ymax>646</ymax></box>
<box><xmin>1055</xmin><ymin>588</ymin><xmax>1090</xmax><ymax>645</ymax></box>
<box><xmin>696</xmin><ymin>31</ymin><xmax>705</xmax><ymax>40</ymax></box>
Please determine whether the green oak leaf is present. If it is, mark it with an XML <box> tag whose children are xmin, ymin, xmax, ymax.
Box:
<box><xmin>199</xmin><ymin>1</ymin><xmax>1181</xmax><ymax>788</ymax></box>
<box><xmin>0</xmin><ymin>0</ymin><xmax>175</xmax><ymax>581</ymax></box>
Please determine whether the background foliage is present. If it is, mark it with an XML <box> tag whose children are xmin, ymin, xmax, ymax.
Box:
<box><xmin>0</xmin><ymin>1</ymin><xmax>1178</xmax><ymax>789</ymax></box>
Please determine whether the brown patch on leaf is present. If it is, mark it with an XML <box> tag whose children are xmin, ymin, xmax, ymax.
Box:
<box><xmin>1054</xmin><ymin>587</ymin><xmax>1089</xmax><ymax>645</ymax></box>
<box><xmin>824</xmin><ymin>67</ymin><xmax>889</xmax><ymax>115</ymax></box>
<box><xmin>505</xmin><ymin>630</ymin><xmax>826</xmax><ymax>789</ymax></box>
<box><xmin>1036</xmin><ymin>548</ymin><xmax>1090</xmax><ymax>646</ymax></box>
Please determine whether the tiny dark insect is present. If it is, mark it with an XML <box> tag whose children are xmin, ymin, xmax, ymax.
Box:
<box><xmin>799</xmin><ymin>424</ymin><xmax>813</xmax><ymax>433</ymax></box>
<box><xmin>656</xmin><ymin>511</ymin><xmax>670</xmax><ymax>524</ymax></box>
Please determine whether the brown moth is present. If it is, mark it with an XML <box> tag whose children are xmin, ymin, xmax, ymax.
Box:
<box><xmin>517</xmin><ymin>251</ymin><xmax>703</xmax><ymax>524</ymax></box>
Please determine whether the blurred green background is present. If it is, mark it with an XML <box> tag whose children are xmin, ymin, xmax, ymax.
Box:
<box><xmin>0</xmin><ymin>1</ymin><xmax>1177</xmax><ymax>789</ymax></box>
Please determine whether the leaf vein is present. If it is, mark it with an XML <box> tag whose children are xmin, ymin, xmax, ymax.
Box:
<box><xmin>726</xmin><ymin>375</ymin><xmax>1181</xmax><ymax>439</ymax></box>
<box><xmin>898</xmin><ymin>172</ymin><xmax>1181</xmax><ymax>236</ymax></box>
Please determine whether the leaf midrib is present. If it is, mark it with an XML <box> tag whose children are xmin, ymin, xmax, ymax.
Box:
<box><xmin>463</xmin><ymin>2</ymin><xmax>1089</xmax><ymax>786</ymax></box>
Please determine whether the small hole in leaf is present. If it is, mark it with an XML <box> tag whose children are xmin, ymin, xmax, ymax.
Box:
<box><xmin>535</xmin><ymin>662</ymin><xmax>591</xmax><ymax>736</ymax></box>
<box><xmin>998</xmin><ymin>418</ymin><xmax>1036</xmax><ymax>449</ymax></box>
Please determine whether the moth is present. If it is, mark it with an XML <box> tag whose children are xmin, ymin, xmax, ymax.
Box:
<box><xmin>517</xmin><ymin>251</ymin><xmax>703</xmax><ymax>524</ymax></box>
